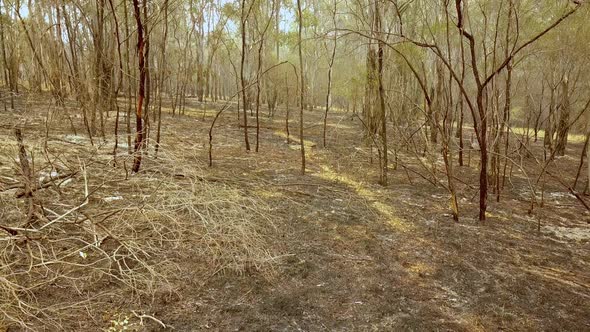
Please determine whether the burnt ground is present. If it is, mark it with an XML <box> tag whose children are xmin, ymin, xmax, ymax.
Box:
<box><xmin>1</xmin><ymin>95</ymin><xmax>589</xmax><ymax>331</ymax></box>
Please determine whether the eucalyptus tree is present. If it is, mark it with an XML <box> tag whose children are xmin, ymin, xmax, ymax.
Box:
<box><xmin>322</xmin><ymin>0</ymin><xmax>338</xmax><ymax>148</ymax></box>
<box><xmin>297</xmin><ymin>0</ymin><xmax>305</xmax><ymax>174</ymax></box>
<box><xmin>131</xmin><ymin>0</ymin><xmax>148</xmax><ymax>173</ymax></box>
<box><xmin>240</xmin><ymin>0</ymin><xmax>253</xmax><ymax>151</ymax></box>
<box><xmin>253</xmin><ymin>0</ymin><xmax>276</xmax><ymax>152</ymax></box>
<box><xmin>394</xmin><ymin>0</ymin><xmax>584</xmax><ymax>220</ymax></box>
<box><xmin>0</xmin><ymin>0</ymin><xmax>16</xmax><ymax>109</ymax></box>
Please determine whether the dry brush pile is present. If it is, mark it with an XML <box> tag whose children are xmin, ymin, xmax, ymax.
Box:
<box><xmin>0</xmin><ymin>125</ymin><xmax>278</xmax><ymax>330</ymax></box>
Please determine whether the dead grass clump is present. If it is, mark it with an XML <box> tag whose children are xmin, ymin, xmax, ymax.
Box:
<box><xmin>157</xmin><ymin>179</ymin><xmax>277</xmax><ymax>275</ymax></box>
<box><xmin>0</xmin><ymin>132</ymin><xmax>278</xmax><ymax>330</ymax></box>
<box><xmin>0</xmin><ymin>159</ymin><xmax>175</xmax><ymax>330</ymax></box>
<box><xmin>139</xmin><ymin>143</ymin><xmax>279</xmax><ymax>277</ymax></box>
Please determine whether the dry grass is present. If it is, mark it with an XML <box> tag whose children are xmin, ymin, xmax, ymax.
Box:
<box><xmin>510</xmin><ymin>126</ymin><xmax>587</xmax><ymax>143</ymax></box>
<box><xmin>142</xmin><ymin>144</ymin><xmax>279</xmax><ymax>275</ymax></box>
<box><xmin>0</xmin><ymin>124</ymin><xmax>278</xmax><ymax>330</ymax></box>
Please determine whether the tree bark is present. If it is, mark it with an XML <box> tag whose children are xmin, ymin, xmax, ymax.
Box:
<box><xmin>322</xmin><ymin>0</ymin><xmax>337</xmax><ymax>148</ymax></box>
<box><xmin>131</xmin><ymin>0</ymin><xmax>147</xmax><ymax>173</ymax></box>
<box><xmin>156</xmin><ymin>0</ymin><xmax>169</xmax><ymax>157</ymax></box>
<box><xmin>240</xmin><ymin>0</ymin><xmax>251</xmax><ymax>151</ymax></box>
<box><xmin>375</xmin><ymin>0</ymin><xmax>387</xmax><ymax>185</ymax></box>
<box><xmin>296</xmin><ymin>0</ymin><xmax>305</xmax><ymax>175</ymax></box>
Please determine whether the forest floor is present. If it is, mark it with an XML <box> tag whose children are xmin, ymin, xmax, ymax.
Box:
<box><xmin>1</xmin><ymin>95</ymin><xmax>590</xmax><ymax>331</ymax></box>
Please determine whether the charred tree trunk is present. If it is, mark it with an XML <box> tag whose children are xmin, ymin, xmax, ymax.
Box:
<box><xmin>131</xmin><ymin>0</ymin><xmax>147</xmax><ymax>173</ymax></box>
<box><xmin>240</xmin><ymin>0</ymin><xmax>251</xmax><ymax>151</ymax></box>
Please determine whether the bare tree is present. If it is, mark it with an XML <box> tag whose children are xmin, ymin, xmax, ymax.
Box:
<box><xmin>240</xmin><ymin>0</ymin><xmax>253</xmax><ymax>151</ymax></box>
<box><xmin>322</xmin><ymin>0</ymin><xmax>337</xmax><ymax>148</ymax></box>
<box><xmin>297</xmin><ymin>0</ymin><xmax>306</xmax><ymax>174</ymax></box>
<box><xmin>132</xmin><ymin>0</ymin><xmax>147</xmax><ymax>173</ymax></box>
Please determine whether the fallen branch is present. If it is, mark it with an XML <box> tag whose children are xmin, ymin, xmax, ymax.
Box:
<box><xmin>11</xmin><ymin>162</ymin><xmax>89</xmax><ymax>233</ymax></box>
<box><xmin>132</xmin><ymin>311</ymin><xmax>171</xmax><ymax>329</ymax></box>
<box><xmin>8</xmin><ymin>172</ymin><xmax>77</xmax><ymax>198</ymax></box>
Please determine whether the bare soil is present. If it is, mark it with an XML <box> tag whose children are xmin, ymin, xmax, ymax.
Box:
<box><xmin>1</xmin><ymin>95</ymin><xmax>589</xmax><ymax>331</ymax></box>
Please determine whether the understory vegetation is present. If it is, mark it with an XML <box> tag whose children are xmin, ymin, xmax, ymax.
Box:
<box><xmin>1</xmin><ymin>0</ymin><xmax>589</xmax><ymax>330</ymax></box>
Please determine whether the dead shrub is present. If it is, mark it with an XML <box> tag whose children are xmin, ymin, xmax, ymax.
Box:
<box><xmin>0</xmin><ymin>135</ymin><xmax>278</xmax><ymax>330</ymax></box>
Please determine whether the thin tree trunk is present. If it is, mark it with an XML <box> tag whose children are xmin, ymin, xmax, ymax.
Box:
<box><xmin>240</xmin><ymin>0</ymin><xmax>251</xmax><ymax>151</ymax></box>
<box><xmin>0</xmin><ymin>1</ymin><xmax>14</xmax><ymax>109</ymax></box>
<box><xmin>375</xmin><ymin>0</ymin><xmax>387</xmax><ymax>185</ymax></box>
<box><xmin>131</xmin><ymin>0</ymin><xmax>147</xmax><ymax>173</ymax></box>
<box><xmin>285</xmin><ymin>73</ymin><xmax>290</xmax><ymax>144</ymax></box>
<box><xmin>296</xmin><ymin>0</ymin><xmax>305</xmax><ymax>175</ymax></box>
<box><xmin>573</xmin><ymin>132</ymin><xmax>590</xmax><ymax>189</ymax></box>
<box><xmin>156</xmin><ymin>0</ymin><xmax>169</xmax><ymax>157</ymax></box>
<box><xmin>108</xmin><ymin>0</ymin><xmax>124</xmax><ymax>162</ymax></box>
<box><xmin>123</xmin><ymin>0</ymin><xmax>133</xmax><ymax>154</ymax></box>
<box><xmin>254</xmin><ymin>2</ymin><xmax>274</xmax><ymax>152</ymax></box>
<box><xmin>322</xmin><ymin>0</ymin><xmax>337</xmax><ymax>148</ymax></box>
<box><xmin>142</xmin><ymin>13</ymin><xmax>151</xmax><ymax>152</ymax></box>
<box><xmin>555</xmin><ymin>78</ymin><xmax>570</xmax><ymax>156</ymax></box>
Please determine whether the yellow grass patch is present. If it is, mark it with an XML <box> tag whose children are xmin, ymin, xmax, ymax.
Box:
<box><xmin>273</xmin><ymin>130</ymin><xmax>317</xmax><ymax>147</ymax></box>
<box><xmin>314</xmin><ymin>165</ymin><xmax>414</xmax><ymax>232</ymax></box>
<box><xmin>510</xmin><ymin>127</ymin><xmax>586</xmax><ymax>143</ymax></box>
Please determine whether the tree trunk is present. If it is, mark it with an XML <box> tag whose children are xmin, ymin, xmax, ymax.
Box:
<box><xmin>555</xmin><ymin>78</ymin><xmax>570</xmax><ymax>156</ymax></box>
<box><xmin>296</xmin><ymin>0</ymin><xmax>305</xmax><ymax>175</ymax></box>
<box><xmin>322</xmin><ymin>0</ymin><xmax>337</xmax><ymax>148</ymax></box>
<box><xmin>108</xmin><ymin>0</ymin><xmax>125</xmax><ymax>161</ymax></box>
<box><xmin>375</xmin><ymin>0</ymin><xmax>387</xmax><ymax>185</ymax></box>
<box><xmin>131</xmin><ymin>0</ymin><xmax>147</xmax><ymax>173</ymax></box>
<box><xmin>0</xmin><ymin>2</ymin><xmax>14</xmax><ymax>109</ymax></box>
<box><xmin>156</xmin><ymin>0</ymin><xmax>169</xmax><ymax>157</ymax></box>
<box><xmin>240</xmin><ymin>0</ymin><xmax>251</xmax><ymax>151</ymax></box>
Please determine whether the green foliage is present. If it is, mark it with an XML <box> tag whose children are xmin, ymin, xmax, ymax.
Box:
<box><xmin>221</xmin><ymin>2</ymin><xmax>239</xmax><ymax>19</ymax></box>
